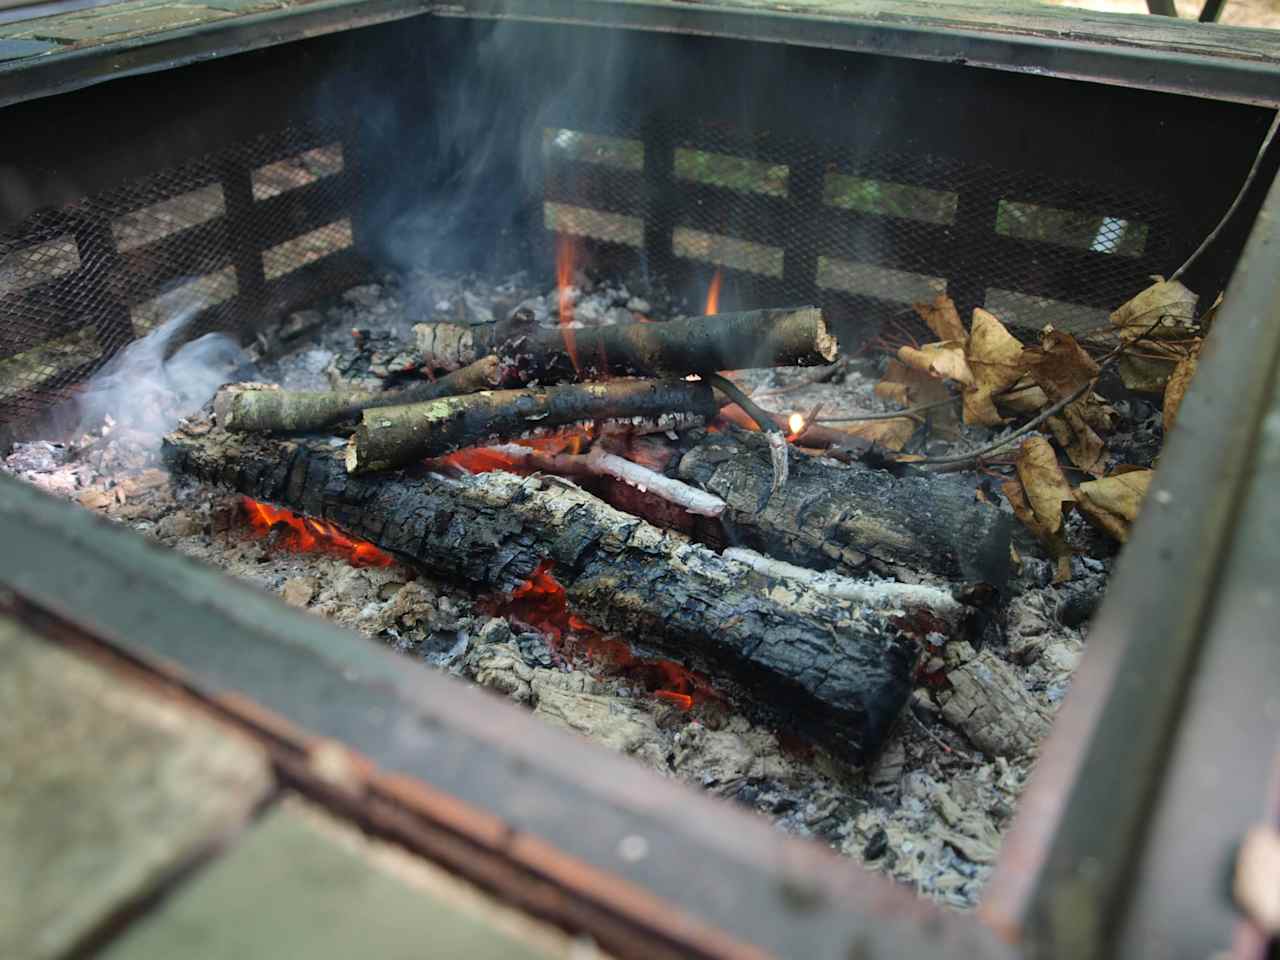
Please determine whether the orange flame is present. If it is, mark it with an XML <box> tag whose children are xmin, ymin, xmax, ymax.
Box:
<box><xmin>556</xmin><ymin>234</ymin><xmax>579</xmax><ymax>375</ymax></box>
<box><xmin>241</xmin><ymin>497</ymin><xmax>394</xmax><ymax>568</ymax></box>
<box><xmin>493</xmin><ymin>560</ymin><xmax>716</xmax><ymax>712</ymax></box>
<box><xmin>704</xmin><ymin>268</ymin><xmax>722</xmax><ymax>315</ymax></box>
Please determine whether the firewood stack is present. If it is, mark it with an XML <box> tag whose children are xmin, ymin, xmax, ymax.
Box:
<box><xmin>164</xmin><ymin>305</ymin><xmax>1011</xmax><ymax>763</ymax></box>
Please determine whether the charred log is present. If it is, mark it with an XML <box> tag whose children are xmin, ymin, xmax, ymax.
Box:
<box><xmin>346</xmin><ymin>379</ymin><xmax>719</xmax><ymax>473</ymax></box>
<box><xmin>498</xmin><ymin>306</ymin><xmax>835</xmax><ymax>383</ymax></box>
<box><xmin>677</xmin><ymin>428</ymin><xmax>1012</xmax><ymax>587</ymax></box>
<box><xmin>163</xmin><ymin>421</ymin><xmax>919</xmax><ymax>762</ymax></box>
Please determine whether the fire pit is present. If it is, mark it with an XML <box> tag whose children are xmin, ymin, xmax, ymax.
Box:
<box><xmin>2</xmin><ymin>2</ymin><xmax>1279</xmax><ymax>958</ymax></box>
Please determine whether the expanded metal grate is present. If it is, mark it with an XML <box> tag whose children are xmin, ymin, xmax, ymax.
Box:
<box><xmin>542</xmin><ymin>120</ymin><xmax>1186</xmax><ymax>340</ymax></box>
<box><xmin>1</xmin><ymin>103</ymin><xmax>1188</xmax><ymax>433</ymax></box>
<box><xmin>0</xmin><ymin>124</ymin><xmax>364</xmax><ymax>432</ymax></box>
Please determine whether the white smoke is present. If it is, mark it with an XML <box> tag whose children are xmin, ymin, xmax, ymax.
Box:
<box><xmin>76</xmin><ymin>297</ymin><xmax>245</xmax><ymax>441</ymax></box>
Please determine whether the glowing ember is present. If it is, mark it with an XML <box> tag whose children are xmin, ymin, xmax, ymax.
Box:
<box><xmin>556</xmin><ymin>234</ymin><xmax>579</xmax><ymax>375</ymax></box>
<box><xmin>704</xmin><ymin>268</ymin><xmax>722</xmax><ymax>315</ymax></box>
<box><xmin>435</xmin><ymin>431</ymin><xmax>589</xmax><ymax>474</ymax></box>
<box><xmin>241</xmin><ymin>497</ymin><xmax>394</xmax><ymax>568</ymax></box>
<box><xmin>494</xmin><ymin>560</ymin><xmax>716</xmax><ymax>712</ymax></box>
<box><xmin>787</xmin><ymin>412</ymin><xmax>805</xmax><ymax>435</ymax></box>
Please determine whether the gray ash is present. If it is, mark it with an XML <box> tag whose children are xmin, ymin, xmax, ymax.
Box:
<box><xmin>2</xmin><ymin>272</ymin><xmax>1138</xmax><ymax>912</ymax></box>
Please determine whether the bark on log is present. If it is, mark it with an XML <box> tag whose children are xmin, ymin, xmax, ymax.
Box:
<box><xmin>347</xmin><ymin>379</ymin><xmax>719</xmax><ymax>473</ymax></box>
<box><xmin>217</xmin><ymin>357</ymin><xmax>504</xmax><ymax>434</ymax></box>
<box><xmin>497</xmin><ymin>306</ymin><xmax>835</xmax><ymax>383</ymax></box>
<box><xmin>162</xmin><ymin>421</ymin><xmax>922</xmax><ymax>762</ymax></box>
<box><xmin>412</xmin><ymin>306</ymin><xmax>538</xmax><ymax>371</ymax></box>
<box><xmin>677</xmin><ymin>429</ymin><xmax>1012</xmax><ymax>587</ymax></box>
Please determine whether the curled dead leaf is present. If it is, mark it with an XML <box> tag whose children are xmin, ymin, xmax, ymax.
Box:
<box><xmin>1016</xmin><ymin>436</ymin><xmax>1075</xmax><ymax>534</ymax></box>
<box><xmin>1111</xmin><ymin>279</ymin><xmax>1198</xmax><ymax>340</ymax></box>
<box><xmin>1074</xmin><ymin>470</ymin><xmax>1152</xmax><ymax>543</ymax></box>
<box><xmin>1001</xmin><ymin>468</ymin><xmax>1073</xmax><ymax>583</ymax></box>
<box><xmin>963</xmin><ymin>308</ymin><xmax>1026</xmax><ymax>427</ymax></box>
<box><xmin>997</xmin><ymin>374</ymin><xmax>1049</xmax><ymax>415</ymax></box>
<box><xmin>1024</xmin><ymin>330</ymin><xmax>1099</xmax><ymax>402</ymax></box>
<box><xmin>898</xmin><ymin>341</ymin><xmax>975</xmax><ymax>387</ymax></box>
<box><xmin>1047</xmin><ymin>403</ymin><xmax>1107</xmax><ymax>477</ymax></box>
<box><xmin>1163</xmin><ymin>344</ymin><xmax>1201</xmax><ymax>433</ymax></box>
<box><xmin>914</xmin><ymin>294</ymin><xmax>967</xmax><ymax>342</ymax></box>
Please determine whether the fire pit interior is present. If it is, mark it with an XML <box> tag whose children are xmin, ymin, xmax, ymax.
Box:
<box><xmin>2</xmin><ymin>7</ymin><xmax>1275</xmax><ymax>927</ymax></box>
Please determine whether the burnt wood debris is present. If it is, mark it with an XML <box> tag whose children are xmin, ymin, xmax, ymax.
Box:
<box><xmin>171</xmin><ymin>304</ymin><xmax>1011</xmax><ymax>761</ymax></box>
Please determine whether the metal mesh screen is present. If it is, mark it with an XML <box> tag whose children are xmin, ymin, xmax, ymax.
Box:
<box><xmin>542</xmin><ymin>120</ymin><xmax>1185</xmax><ymax>340</ymax></box>
<box><xmin>1</xmin><ymin>97</ymin><xmax>1189</xmax><ymax>433</ymax></box>
<box><xmin>0</xmin><ymin>123</ymin><xmax>364</xmax><ymax>431</ymax></box>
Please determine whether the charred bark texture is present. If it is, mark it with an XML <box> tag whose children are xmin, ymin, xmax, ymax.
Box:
<box><xmin>347</xmin><ymin>379</ymin><xmax>718</xmax><ymax>473</ymax></box>
<box><xmin>163</xmin><ymin>422</ymin><xmax>918</xmax><ymax>762</ymax></box>
<box><xmin>498</xmin><ymin>306</ymin><xmax>835</xmax><ymax>383</ymax></box>
<box><xmin>677</xmin><ymin>429</ymin><xmax>1012</xmax><ymax>587</ymax></box>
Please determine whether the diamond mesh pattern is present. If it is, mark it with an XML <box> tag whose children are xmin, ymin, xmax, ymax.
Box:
<box><xmin>543</xmin><ymin>122</ymin><xmax>1186</xmax><ymax>338</ymax></box>
<box><xmin>0</xmin><ymin>124</ymin><xmax>362</xmax><ymax>429</ymax></box>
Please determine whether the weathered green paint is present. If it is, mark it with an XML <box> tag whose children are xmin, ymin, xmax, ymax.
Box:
<box><xmin>0</xmin><ymin>618</ymin><xmax>272</xmax><ymax>960</ymax></box>
<box><xmin>102</xmin><ymin>798</ymin><xmax>558</xmax><ymax>960</ymax></box>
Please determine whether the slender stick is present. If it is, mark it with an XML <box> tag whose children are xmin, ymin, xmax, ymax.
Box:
<box><xmin>347</xmin><ymin>378</ymin><xmax>718</xmax><ymax>473</ymax></box>
<box><xmin>705</xmin><ymin>372</ymin><xmax>788</xmax><ymax>494</ymax></box>
<box><xmin>1170</xmin><ymin>111</ymin><xmax>1280</xmax><ymax>283</ymax></box>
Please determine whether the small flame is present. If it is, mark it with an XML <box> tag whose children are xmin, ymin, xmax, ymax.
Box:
<box><xmin>704</xmin><ymin>268</ymin><xmax>722</xmax><ymax>315</ymax></box>
<box><xmin>241</xmin><ymin>497</ymin><xmax>394</xmax><ymax>568</ymax></box>
<box><xmin>556</xmin><ymin>234</ymin><xmax>580</xmax><ymax>375</ymax></box>
<box><xmin>787</xmin><ymin>413</ymin><xmax>805</xmax><ymax>438</ymax></box>
<box><xmin>492</xmin><ymin>560</ymin><xmax>716</xmax><ymax>711</ymax></box>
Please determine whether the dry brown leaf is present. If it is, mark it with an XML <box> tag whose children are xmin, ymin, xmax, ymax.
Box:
<box><xmin>836</xmin><ymin>417</ymin><xmax>916</xmax><ymax>452</ymax></box>
<box><xmin>1017</xmin><ymin>436</ymin><xmax>1075</xmax><ymax>534</ymax></box>
<box><xmin>1047</xmin><ymin>403</ymin><xmax>1107</xmax><ymax>477</ymax></box>
<box><xmin>997</xmin><ymin>374</ymin><xmax>1049</xmax><ymax>415</ymax></box>
<box><xmin>876</xmin><ymin>359</ymin><xmax>961</xmax><ymax>438</ymax></box>
<box><xmin>1024</xmin><ymin>330</ymin><xmax>1099</xmax><ymax>402</ymax></box>
<box><xmin>1001</xmin><ymin>470</ymin><xmax>1073</xmax><ymax>582</ymax></box>
<box><xmin>898</xmin><ymin>341</ymin><xmax>975</xmax><ymax>387</ymax></box>
<box><xmin>1110</xmin><ymin>278</ymin><xmax>1198</xmax><ymax>340</ymax></box>
<box><xmin>1163</xmin><ymin>344</ymin><xmax>1201</xmax><ymax>434</ymax></box>
<box><xmin>1074</xmin><ymin>470</ymin><xmax>1153</xmax><ymax>543</ymax></box>
<box><xmin>963</xmin><ymin>308</ymin><xmax>1026</xmax><ymax>426</ymax></box>
<box><xmin>914</xmin><ymin>295</ymin><xmax>967</xmax><ymax>342</ymax></box>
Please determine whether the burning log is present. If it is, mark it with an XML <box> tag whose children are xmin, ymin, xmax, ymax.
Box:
<box><xmin>162</xmin><ymin>420</ymin><xmax>921</xmax><ymax>761</ymax></box>
<box><xmin>677</xmin><ymin>429</ymin><xmax>1012</xmax><ymax>586</ymax></box>
<box><xmin>346</xmin><ymin>379</ymin><xmax>718</xmax><ymax>473</ymax></box>
<box><xmin>411</xmin><ymin>306</ymin><xmax>538</xmax><ymax>371</ymax></box>
<box><xmin>495</xmin><ymin>305</ymin><xmax>836</xmax><ymax>382</ymax></box>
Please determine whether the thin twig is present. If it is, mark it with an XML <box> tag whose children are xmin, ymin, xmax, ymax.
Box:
<box><xmin>706</xmin><ymin>372</ymin><xmax>788</xmax><ymax>495</ymax></box>
<box><xmin>1171</xmin><ymin>110</ymin><xmax>1279</xmax><ymax>283</ymax></box>
<box><xmin>817</xmin><ymin>394</ymin><xmax>957</xmax><ymax>424</ymax></box>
